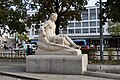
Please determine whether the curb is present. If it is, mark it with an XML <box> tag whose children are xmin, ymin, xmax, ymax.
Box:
<box><xmin>0</xmin><ymin>71</ymin><xmax>42</xmax><ymax>80</ymax></box>
<box><xmin>84</xmin><ymin>71</ymin><xmax>120</xmax><ymax>79</ymax></box>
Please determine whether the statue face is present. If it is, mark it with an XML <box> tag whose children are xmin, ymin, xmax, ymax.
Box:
<box><xmin>50</xmin><ymin>13</ymin><xmax>58</xmax><ymax>22</ymax></box>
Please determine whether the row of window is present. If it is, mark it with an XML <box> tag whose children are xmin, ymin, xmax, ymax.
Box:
<box><xmin>82</xmin><ymin>8</ymin><xmax>100</xmax><ymax>20</ymax></box>
<box><xmin>28</xmin><ymin>22</ymin><xmax>101</xmax><ymax>35</ymax></box>
<box><xmin>68</xmin><ymin>21</ymin><xmax>100</xmax><ymax>27</ymax></box>
<box><xmin>68</xmin><ymin>28</ymin><xmax>104</xmax><ymax>34</ymax></box>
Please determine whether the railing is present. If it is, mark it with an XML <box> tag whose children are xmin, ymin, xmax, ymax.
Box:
<box><xmin>0</xmin><ymin>49</ymin><xmax>27</xmax><ymax>59</ymax></box>
<box><xmin>0</xmin><ymin>47</ymin><xmax>120</xmax><ymax>61</ymax></box>
<box><xmin>87</xmin><ymin>48</ymin><xmax>120</xmax><ymax>61</ymax></box>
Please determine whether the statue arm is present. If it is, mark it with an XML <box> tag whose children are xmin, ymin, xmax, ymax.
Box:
<box><xmin>40</xmin><ymin>26</ymin><xmax>46</xmax><ymax>37</ymax></box>
<box><xmin>40</xmin><ymin>21</ymin><xmax>49</xmax><ymax>37</ymax></box>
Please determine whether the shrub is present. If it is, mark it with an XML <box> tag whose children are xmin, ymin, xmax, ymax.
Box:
<box><xmin>81</xmin><ymin>48</ymin><xmax>97</xmax><ymax>60</ymax></box>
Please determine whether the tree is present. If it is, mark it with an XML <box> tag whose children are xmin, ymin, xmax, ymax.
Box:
<box><xmin>29</xmin><ymin>0</ymin><xmax>88</xmax><ymax>34</ymax></box>
<box><xmin>17</xmin><ymin>33</ymin><xmax>29</xmax><ymax>42</ymax></box>
<box><xmin>108</xmin><ymin>22</ymin><xmax>120</xmax><ymax>60</ymax></box>
<box><xmin>0</xmin><ymin>0</ymin><xmax>29</xmax><ymax>35</ymax></box>
<box><xmin>102</xmin><ymin>1</ymin><xmax>120</xmax><ymax>60</ymax></box>
<box><xmin>108</xmin><ymin>22</ymin><xmax>120</xmax><ymax>36</ymax></box>
<box><xmin>102</xmin><ymin>0</ymin><xmax>120</xmax><ymax>23</ymax></box>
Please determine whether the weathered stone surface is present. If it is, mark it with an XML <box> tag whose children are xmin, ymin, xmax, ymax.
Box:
<box><xmin>35</xmin><ymin>48</ymin><xmax>81</xmax><ymax>55</ymax></box>
<box><xmin>26</xmin><ymin>54</ymin><xmax>88</xmax><ymax>74</ymax></box>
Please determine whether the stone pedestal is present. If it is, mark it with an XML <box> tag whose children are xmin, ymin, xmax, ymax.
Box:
<box><xmin>26</xmin><ymin>54</ymin><xmax>88</xmax><ymax>74</ymax></box>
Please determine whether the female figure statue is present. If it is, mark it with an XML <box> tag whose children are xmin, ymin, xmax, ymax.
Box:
<box><xmin>36</xmin><ymin>13</ymin><xmax>81</xmax><ymax>55</ymax></box>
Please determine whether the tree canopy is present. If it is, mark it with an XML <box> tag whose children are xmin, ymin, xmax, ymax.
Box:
<box><xmin>102</xmin><ymin>0</ymin><xmax>120</xmax><ymax>23</ymax></box>
<box><xmin>17</xmin><ymin>33</ymin><xmax>29</xmax><ymax>42</ymax></box>
<box><xmin>108</xmin><ymin>22</ymin><xmax>120</xmax><ymax>36</ymax></box>
<box><xmin>29</xmin><ymin>0</ymin><xmax>88</xmax><ymax>34</ymax></box>
<box><xmin>0</xmin><ymin>0</ymin><xmax>88</xmax><ymax>35</ymax></box>
<box><xmin>0</xmin><ymin>0</ymin><xmax>28</xmax><ymax>35</ymax></box>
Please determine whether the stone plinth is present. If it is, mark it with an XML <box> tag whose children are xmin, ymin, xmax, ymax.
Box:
<box><xmin>26</xmin><ymin>54</ymin><xmax>88</xmax><ymax>74</ymax></box>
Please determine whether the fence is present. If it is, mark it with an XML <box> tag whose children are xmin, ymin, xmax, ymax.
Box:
<box><xmin>88</xmin><ymin>48</ymin><xmax>120</xmax><ymax>61</ymax></box>
<box><xmin>0</xmin><ymin>47</ymin><xmax>120</xmax><ymax>61</ymax></box>
<box><xmin>0</xmin><ymin>49</ymin><xmax>27</xmax><ymax>59</ymax></box>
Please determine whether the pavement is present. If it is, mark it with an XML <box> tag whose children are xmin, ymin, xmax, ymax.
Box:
<box><xmin>0</xmin><ymin>59</ymin><xmax>114</xmax><ymax>80</ymax></box>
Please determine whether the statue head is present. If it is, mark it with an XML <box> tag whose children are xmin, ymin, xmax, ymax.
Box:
<box><xmin>49</xmin><ymin>13</ymin><xmax>58</xmax><ymax>22</ymax></box>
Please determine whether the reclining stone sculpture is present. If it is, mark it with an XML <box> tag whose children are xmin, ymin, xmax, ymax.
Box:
<box><xmin>35</xmin><ymin>13</ymin><xmax>81</xmax><ymax>55</ymax></box>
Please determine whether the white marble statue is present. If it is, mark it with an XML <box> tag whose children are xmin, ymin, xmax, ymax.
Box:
<box><xmin>36</xmin><ymin>13</ymin><xmax>81</xmax><ymax>55</ymax></box>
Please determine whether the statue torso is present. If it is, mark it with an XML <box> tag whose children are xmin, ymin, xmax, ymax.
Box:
<box><xmin>45</xmin><ymin>20</ymin><xmax>56</xmax><ymax>39</ymax></box>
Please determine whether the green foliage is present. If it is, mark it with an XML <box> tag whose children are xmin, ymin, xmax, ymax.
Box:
<box><xmin>81</xmin><ymin>48</ymin><xmax>97</xmax><ymax>60</ymax></box>
<box><xmin>0</xmin><ymin>0</ymin><xmax>28</xmax><ymax>34</ymax></box>
<box><xmin>0</xmin><ymin>0</ymin><xmax>88</xmax><ymax>35</ymax></box>
<box><xmin>108</xmin><ymin>22</ymin><xmax>120</xmax><ymax>36</ymax></box>
<box><xmin>29</xmin><ymin>0</ymin><xmax>88</xmax><ymax>34</ymax></box>
<box><xmin>102</xmin><ymin>0</ymin><xmax>120</xmax><ymax>23</ymax></box>
<box><xmin>17</xmin><ymin>33</ymin><xmax>29</xmax><ymax>42</ymax></box>
<box><xmin>106</xmin><ymin>48</ymin><xmax>115</xmax><ymax>60</ymax></box>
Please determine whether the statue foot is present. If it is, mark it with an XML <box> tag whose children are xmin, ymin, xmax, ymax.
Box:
<box><xmin>75</xmin><ymin>46</ymin><xmax>81</xmax><ymax>49</ymax></box>
<box><xmin>74</xmin><ymin>46</ymin><xmax>81</xmax><ymax>49</ymax></box>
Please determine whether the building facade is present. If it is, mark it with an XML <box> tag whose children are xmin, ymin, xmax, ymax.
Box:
<box><xmin>61</xmin><ymin>6</ymin><xmax>111</xmax><ymax>46</ymax></box>
<box><xmin>63</xmin><ymin>6</ymin><xmax>110</xmax><ymax>37</ymax></box>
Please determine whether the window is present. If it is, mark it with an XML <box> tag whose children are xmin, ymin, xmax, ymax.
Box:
<box><xmin>90</xmin><ymin>28</ymin><xmax>96</xmax><ymax>33</ymax></box>
<box><xmin>82</xmin><ymin>10</ymin><xmax>88</xmax><ymax>20</ymax></box>
<box><xmin>82</xmin><ymin>28</ymin><xmax>88</xmax><ymax>33</ymax></box>
<box><xmin>97</xmin><ymin>21</ymin><xmax>100</xmax><ymax>26</ymax></box>
<box><xmin>75</xmin><ymin>22</ymin><xmax>81</xmax><ymax>27</ymax></box>
<box><xmin>61</xmin><ymin>28</ymin><xmax>67</xmax><ymax>34</ymax></box>
<box><xmin>90</xmin><ymin>21</ymin><xmax>96</xmax><ymax>26</ymax></box>
<box><xmin>27</xmin><ymin>31</ymin><xmax>30</xmax><ymax>35</ymax></box>
<box><xmin>97</xmin><ymin>28</ymin><xmax>100</xmax><ymax>33</ymax></box>
<box><xmin>75</xmin><ymin>29</ymin><xmax>81</xmax><ymax>34</ymax></box>
<box><xmin>97</xmin><ymin>8</ymin><xmax>100</xmax><ymax>19</ymax></box>
<box><xmin>27</xmin><ymin>14</ymin><xmax>30</xmax><ymax>17</ymax></box>
<box><xmin>10</xmin><ymin>34</ymin><xmax>14</xmax><ymax>37</ymax></box>
<box><xmin>97</xmin><ymin>28</ymin><xmax>104</xmax><ymax>33</ymax></box>
<box><xmin>35</xmin><ymin>29</ymin><xmax>39</xmax><ymax>35</ymax></box>
<box><xmin>68</xmin><ymin>23</ymin><xmax>74</xmax><ymax>28</ymax></box>
<box><xmin>90</xmin><ymin>9</ymin><xmax>96</xmax><ymax>20</ymax></box>
<box><xmin>68</xmin><ymin>29</ymin><xmax>74</xmax><ymax>34</ymax></box>
<box><xmin>82</xmin><ymin>22</ymin><xmax>88</xmax><ymax>27</ymax></box>
<box><xmin>32</xmin><ymin>28</ymin><xmax>34</xmax><ymax>35</ymax></box>
<box><xmin>103</xmin><ymin>28</ymin><xmax>104</xmax><ymax>33</ymax></box>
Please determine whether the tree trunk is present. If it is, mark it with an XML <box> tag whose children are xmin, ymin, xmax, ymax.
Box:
<box><xmin>55</xmin><ymin>20</ymin><xmax>60</xmax><ymax>35</ymax></box>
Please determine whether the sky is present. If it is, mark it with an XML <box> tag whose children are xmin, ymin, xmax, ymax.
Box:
<box><xmin>87</xmin><ymin>0</ymin><xmax>107</xmax><ymax>6</ymax></box>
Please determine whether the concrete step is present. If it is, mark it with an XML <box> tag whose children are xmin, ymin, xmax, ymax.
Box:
<box><xmin>83</xmin><ymin>71</ymin><xmax>120</xmax><ymax>79</ymax></box>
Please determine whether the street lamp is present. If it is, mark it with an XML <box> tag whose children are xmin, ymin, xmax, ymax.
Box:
<box><xmin>99</xmin><ymin>0</ymin><xmax>103</xmax><ymax>61</ymax></box>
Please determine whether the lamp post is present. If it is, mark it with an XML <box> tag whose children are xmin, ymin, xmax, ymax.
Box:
<box><xmin>100</xmin><ymin>0</ymin><xmax>103</xmax><ymax>60</ymax></box>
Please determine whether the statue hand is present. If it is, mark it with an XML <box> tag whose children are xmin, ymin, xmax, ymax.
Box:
<box><xmin>42</xmin><ymin>34</ymin><xmax>46</xmax><ymax>37</ymax></box>
<box><xmin>42</xmin><ymin>31</ymin><xmax>46</xmax><ymax>37</ymax></box>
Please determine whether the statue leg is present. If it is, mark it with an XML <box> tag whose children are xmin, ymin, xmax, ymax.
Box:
<box><xmin>64</xmin><ymin>35</ymin><xmax>80</xmax><ymax>49</ymax></box>
<box><xmin>55</xmin><ymin>37</ymin><xmax>70</xmax><ymax>46</ymax></box>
